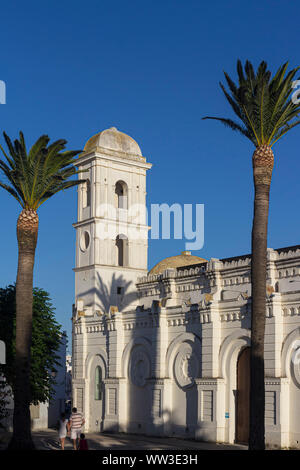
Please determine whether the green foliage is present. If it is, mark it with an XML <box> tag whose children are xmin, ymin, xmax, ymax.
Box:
<box><xmin>203</xmin><ymin>60</ymin><xmax>300</xmax><ymax>147</ymax></box>
<box><xmin>0</xmin><ymin>378</ymin><xmax>12</xmax><ymax>427</ymax></box>
<box><xmin>0</xmin><ymin>132</ymin><xmax>85</xmax><ymax>209</ymax></box>
<box><xmin>0</xmin><ymin>285</ymin><xmax>64</xmax><ymax>404</ymax></box>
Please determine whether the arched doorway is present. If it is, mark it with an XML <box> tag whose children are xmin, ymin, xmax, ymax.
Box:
<box><xmin>236</xmin><ymin>347</ymin><xmax>250</xmax><ymax>444</ymax></box>
<box><xmin>88</xmin><ymin>356</ymin><xmax>106</xmax><ymax>432</ymax></box>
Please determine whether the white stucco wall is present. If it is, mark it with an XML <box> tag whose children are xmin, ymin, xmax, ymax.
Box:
<box><xmin>72</xmin><ymin>129</ymin><xmax>300</xmax><ymax>449</ymax></box>
<box><xmin>72</xmin><ymin>246</ymin><xmax>300</xmax><ymax>448</ymax></box>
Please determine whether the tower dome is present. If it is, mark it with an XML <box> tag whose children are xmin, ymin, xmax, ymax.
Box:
<box><xmin>84</xmin><ymin>127</ymin><xmax>142</xmax><ymax>156</ymax></box>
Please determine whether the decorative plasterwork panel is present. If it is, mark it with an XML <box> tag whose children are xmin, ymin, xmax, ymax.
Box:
<box><xmin>129</xmin><ymin>347</ymin><xmax>151</xmax><ymax>387</ymax></box>
<box><xmin>173</xmin><ymin>342</ymin><xmax>199</xmax><ymax>389</ymax></box>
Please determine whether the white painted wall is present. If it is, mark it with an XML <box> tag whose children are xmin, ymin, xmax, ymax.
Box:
<box><xmin>72</xmin><ymin>128</ymin><xmax>300</xmax><ymax>449</ymax></box>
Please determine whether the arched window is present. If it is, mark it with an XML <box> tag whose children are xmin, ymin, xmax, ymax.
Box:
<box><xmin>115</xmin><ymin>181</ymin><xmax>128</xmax><ymax>209</ymax></box>
<box><xmin>95</xmin><ymin>366</ymin><xmax>102</xmax><ymax>400</ymax></box>
<box><xmin>86</xmin><ymin>180</ymin><xmax>91</xmax><ymax>207</ymax></box>
<box><xmin>82</xmin><ymin>179</ymin><xmax>91</xmax><ymax>208</ymax></box>
<box><xmin>116</xmin><ymin>234</ymin><xmax>128</xmax><ymax>266</ymax></box>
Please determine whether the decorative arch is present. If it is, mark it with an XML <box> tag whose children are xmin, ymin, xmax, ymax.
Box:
<box><xmin>281</xmin><ymin>327</ymin><xmax>300</xmax><ymax>387</ymax></box>
<box><xmin>84</xmin><ymin>351</ymin><xmax>107</xmax><ymax>432</ymax></box>
<box><xmin>85</xmin><ymin>350</ymin><xmax>108</xmax><ymax>380</ymax></box>
<box><xmin>121</xmin><ymin>336</ymin><xmax>152</xmax><ymax>378</ymax></box>
<box><xmin>218</xmin><ymin>329</ymin><xmax>251</xmax><ymax>444</ymax></box>
<box><xmin>165</xmin><ymin>332</ymin><xmax>202</xmax><ymax>381</ymax></box>
<box><xmin>219</xmin><ymin>329</ymin><xmax>251</xmax><ymax>379</ymax></box>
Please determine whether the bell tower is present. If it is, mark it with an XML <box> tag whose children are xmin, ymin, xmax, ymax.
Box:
<box><xmin>73</xmin><ymin>127</ymin><xmax>152</xmax><ymax>315</ymax></box>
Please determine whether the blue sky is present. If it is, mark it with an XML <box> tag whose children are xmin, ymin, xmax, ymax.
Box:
<box><xmin>0</xmin><ymin>0</ymin><xmax>300</xmax><ymax>341</ymax></box>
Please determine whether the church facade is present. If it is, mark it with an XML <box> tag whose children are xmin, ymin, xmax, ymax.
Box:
<box><xmin>72</xmin><ymin>127</ymin><xmax>300</xmax><ymax>448</ymax></box>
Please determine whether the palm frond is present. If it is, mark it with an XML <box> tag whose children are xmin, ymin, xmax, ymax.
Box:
<box><xmin>0</xmin><ymin>131</ymin><xmax>84</xmax><ymax>209</ymax></box>
<box><xmin>271</xmin><ymin>118</ymin><xmax>300</xmax><ymax>145</ymax></box>
<box><xmin>203</xmin><ymin>60</ymin><xmax>300</xmax><ymax>148</ymax></box>
<box><xmin>202</xmin><ymin>117</ymin><xmax>253</xmax><ymax>140</ymax></box>
<box><xmin>0</xmin><ymin>182</ymin><xmax>24</xmax><ymax>206</ymax></box>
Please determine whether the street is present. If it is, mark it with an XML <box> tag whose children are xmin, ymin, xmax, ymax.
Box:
<box><xmin>0</xmin><ymin>428</ymin><xmax>247</xmax><ymax>451</ymax></box>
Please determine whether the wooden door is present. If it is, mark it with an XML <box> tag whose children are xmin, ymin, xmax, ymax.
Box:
<box><xmin>236</xmin><ymin>347</ymin><xmax>250</xmax><ymax>444</ymax></box>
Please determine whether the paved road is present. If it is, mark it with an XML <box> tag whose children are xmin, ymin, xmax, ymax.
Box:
<box><xmin>3</xmin><ymin>428</ymin><xmax>246</xmax><ymax>451</ymax></box>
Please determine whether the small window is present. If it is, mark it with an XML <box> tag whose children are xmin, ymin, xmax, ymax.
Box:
<box><xmin>80</xmin><ymin>231</ymin><xmax>90</xmax><ymax>252</ymax></box>
<box><xmin>117</xmin><ymin>287</ymin><xmax>123</xmax><ymax>295</ymax></box>
<box><xmin>116</xmin><ymin>234</ymin><xmax>128</xmax><ymax>266</ymax></box>
<box><xmin>82</xmin><ymin>179</ymin><xmax>91</xmax><ymax>208</ymax></box>
<box><xmin>115</xmin><ymin>181</ymin><xmax>128</xmax><ymax>209</ymax></box>
<box><xmin>95</xmin><ymin>366</ymin><xmax>102</xmax><ymax>400</ymax></box>
<box><xmin>86</xmin><ymin>180</ymin><xmax>91</xmax><ymax>207</ymax></box>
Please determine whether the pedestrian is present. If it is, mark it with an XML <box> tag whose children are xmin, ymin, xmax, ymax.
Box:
<box><xmin>58</xmin><ymin>412</ymin><xmax>69</xmax><ymax>450</ymax></box>
<box><xmin>78</xmin><ymin>433</ymin><xmax>89</xmax><ymax>450</ymax></box>
<box><xmin>68</xmin><ymin>407</ymin><xmax>85</xmax><ymax>450</ymax></box>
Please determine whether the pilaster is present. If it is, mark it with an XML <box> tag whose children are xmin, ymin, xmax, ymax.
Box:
<box><xmin>265</xmin><ymin>293</ymin><xmax>283</xmax><ymax>377</ymax></box>
<box><xmin>195</xmin><ymin>378</ymin><xmax>225</xmax><ymax>442</ymax></box>
<box><xmin>201</xmin><ymin>301</ymin><xmax>221</xmax><ymax>377</ymax></box>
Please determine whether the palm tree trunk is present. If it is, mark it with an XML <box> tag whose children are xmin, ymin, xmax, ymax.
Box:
<box><xmin>249</xmin><ymin>145</ymin><xmax>273</xmax><ymax>450</ymax></box>
<box><xmin>7</xmin><ymin>209</ymin><xmax>38</xmax><ymax>450</ymax></box>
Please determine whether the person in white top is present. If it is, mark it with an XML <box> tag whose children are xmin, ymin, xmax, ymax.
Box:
<box><xmin>58</xmin><ymin>412</ymin><xmax>69</xmax><ymax>450</ymax></box>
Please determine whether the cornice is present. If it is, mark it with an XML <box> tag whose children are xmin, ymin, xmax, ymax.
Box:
<box><xmin>75</xmin><ymin>147</ymin><xmax>152</xmax><ymax>169</ymax></box>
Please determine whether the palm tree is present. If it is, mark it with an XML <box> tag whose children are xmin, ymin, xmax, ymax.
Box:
<box><xmin>203</xmin><ymin>60</ymin><xmax>300</xmax><ymax>450</ymax></box>
<box><xmin>0</xmin><ymin>132</ymin><xmax>84</xmax><ymax>449</ymax></box>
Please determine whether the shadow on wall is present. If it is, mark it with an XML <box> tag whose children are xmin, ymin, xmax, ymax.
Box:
<box><xmin>76</xmin><ymin>273</ymin><xmax>137</xmax><ymax>434</ymax></box>
<box><xmin>96</xmin><ymin>272</ymin><xmax>135</xmax><ymax>313</ymax></box>
<box><xmin>121</xmin><ymin>279</ymin><xmax>203</xmax><ymax>440</ymax></box>
<box><xmin>119</xmin><ymin>306</ymin><xmax>205</xmax><ymax>441</ymax></box>
<box><xmin>77</xmin><ymin>275</ymin><xmax>230</xmax><ymax>441</ymax></box>
<box><xmin>78</xmin><ymin>272</ymin><xmax>136</xmax><ymax>314</ymax></box>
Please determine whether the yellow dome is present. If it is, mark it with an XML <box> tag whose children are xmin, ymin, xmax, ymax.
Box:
<box><xmin>149</xmin><ymin>251</ymin><xmax>207</xmax><ymax>275</ymax></box>
<box><xmin>84</xmin><ymin>127</ymin><xmax>142</xmax><ymax>156</ymax></box>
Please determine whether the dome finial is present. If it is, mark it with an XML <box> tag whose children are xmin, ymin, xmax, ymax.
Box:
<box><xmin>110</xmin><ymin>126</ymin><xmax>118</xmax><ymax>131</ymax></box>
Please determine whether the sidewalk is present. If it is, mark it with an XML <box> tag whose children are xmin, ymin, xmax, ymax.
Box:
<box><xmin>0</xmin><ymin>428</ymin><xmax>247</xmax><ymax>451</ymax></box>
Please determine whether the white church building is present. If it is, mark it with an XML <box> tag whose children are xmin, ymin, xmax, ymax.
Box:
<box><xmin>72</xmin><ymin>127</ymin><xmax>300</xmax><ymax>448</ymax></box>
